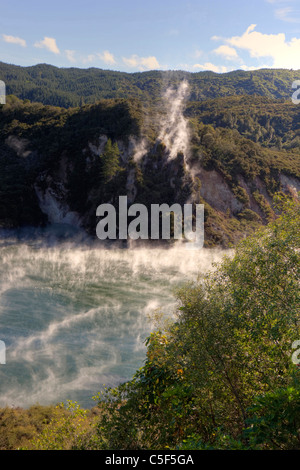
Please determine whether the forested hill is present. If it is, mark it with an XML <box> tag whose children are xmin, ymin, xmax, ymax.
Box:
<box><xmin>1</xmin><ymin>62</ymin><xmax>300</xmax><ymax>246</ymax></box>
<box><xmin>1</xmin><ymin>91</ymin><xmax>300</xmax><ymax>246</ymax></box>
<box><xmin>1</xmin><ymin>61</ymin><xmax>300</xmax><ymax>108</ymax></box>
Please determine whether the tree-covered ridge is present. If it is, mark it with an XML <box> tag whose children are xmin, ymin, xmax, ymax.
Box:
<box><xmin>189</xmin><ymin>112</ymin><xmax>300</xmax><ymax>200</ymax></box>
<box><xmin>1</xmin><ymin>61</ymin><xmax>300</xmax><ymax>108</ymax></box>
<box><xmin>186</xmin><ymin>94</ymin><xmax>300</xmax><ymax>150</ymax></box>
<box><xmin>0</xmin><ymin>96</ymin><xmax>144</xmax><ymax>228</ymax></box>
<box><xmin>1</xmin><ymin>92</ymin><xmax>300</xmax><ymax>246</ymax></box>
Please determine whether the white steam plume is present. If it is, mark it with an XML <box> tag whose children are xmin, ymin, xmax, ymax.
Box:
<box><xmin>158</xmin><ymin>80</ymin><xmax>190</xmax><ymax>160</ymax></box>
<box><xmin>132</xmin><ymin>80</ymin><xmax>190</xmax><ymax>164</ymax></box>
<box><xmin>132</xmin><ymin>136</ymin><xmax>148</xmax><ymax>163</ymax></box>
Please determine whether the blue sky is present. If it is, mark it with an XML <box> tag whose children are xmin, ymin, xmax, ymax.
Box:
<box><xmin>1</xmin><ymin>0</ymin><xmax>300</xmax><ymax>72</ymax></box>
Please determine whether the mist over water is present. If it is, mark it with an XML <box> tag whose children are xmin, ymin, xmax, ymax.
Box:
<box><xmin>0</xmin><ymin>80</ymin><xmax>224</xmax><ymax>409</ymax></box>
<box><xmin>0</xmin><ymin>226</ymin><xmax>228</xmax><ymax>408</ymax></box>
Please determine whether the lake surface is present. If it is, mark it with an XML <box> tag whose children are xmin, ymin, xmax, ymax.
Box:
<box><xmin>0</xmin><ymin>225</ymin><xmax>227</xmax><ymax>408</ymax></box>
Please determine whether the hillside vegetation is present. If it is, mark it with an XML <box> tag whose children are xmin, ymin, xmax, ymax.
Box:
<box><xmin>1</xmin><ymin>62</ymin><xmax>300</xmax><ymax>107</ymax></box>
<box><xmin>1</xmin><ymin>83</ymin><xmax>300</xmax><ymax>246</ymax></box>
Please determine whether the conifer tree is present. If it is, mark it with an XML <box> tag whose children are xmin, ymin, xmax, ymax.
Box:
<box><xmin>101</xmin><ymin>139</ymin><xmax>120</xmax><ymax>182</ymax></box>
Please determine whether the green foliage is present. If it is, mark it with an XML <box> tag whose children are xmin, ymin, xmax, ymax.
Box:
<box><xmin>186</xmin><ymin>94</ymin><xmax>300</xmax><ymax>152</ymax></box>
<box><xmin>1</xmin><ymin>79</ymin><xmax>300</xmax><ymax>246</ymax></box>
<box><xmin>190</xmin><ymin>118</ymin><xmax>300</xmax><ymax>197</ymax></box>
<box><xmin>177</xmin><ymin>379</ymin><xmax>300</xmax><ymax>450</ymax></box>
<box><xmin>0</xmin><ymin>404</ymin><xmax>65</xmax><ymax>450</ymax></box>
<box><xmin>252</xmin><ymin>191</ymin><xmax>274</xmax><ymax>221</ymax></box>
<box><xmin>238</xmin><ymin>208</ymin><xmax>261</xmax><ymax>222</ymax></box>
<box><xmin>1</xmin><ymin>62</ymin><xmax>300</xmax><ymax>108</ymax></box>
<box><xmin>0</xmin><ymin>97</ymin><xmax>142</xmax><ymax>228</ymax></box>
<box><xmin>232</xmin><ymin>185</ymin><xmax>250</xmax><ymax>205</ymax></box>
<box><xmin>100</xmin><ymin>139</ymin><xmax>121</xmax><ymax>182</ymax></box>
<box><xmin>1</xmin><ymin>63</ymin><xmax>300</xmax><ymax>450</ymax></box>
<box><xmin>93</xmin><ymin>196</ymin><xmax>300</xmax><ymax>449</ymax></box>
<box><xmin>28</xmin><ymin>401</ymin><xmax>98</xmax><ymax>450</ymax></box>
<box><xmin>244</xmin><ymin>382</ymin><xmax>300</xmax><ymax>449</ymax></box>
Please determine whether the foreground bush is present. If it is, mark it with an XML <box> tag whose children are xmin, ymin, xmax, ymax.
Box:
<box><xmin>28</xmin><ymin>401</ymin><xmax>99</xmax><ymax>450</ymax></box>
<box><xmin>94</xmin><ymin>195</ymin><xmax>300</xmax><ymax>450</ymax></box>
<box><xmin>0</xmin><ymin>404</ymin><xmax>64</xmax><ymax>449</ymax></box>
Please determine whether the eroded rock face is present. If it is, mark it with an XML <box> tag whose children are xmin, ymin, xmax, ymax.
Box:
<box><xmin>238</xmin><ymin>176</ymin><xmax>262</xmax><ymax>214</ymax></box>
<box><xmin>194</xmin><ymin>168</ymin><xmax>243</xmax><ymax>215</ymax></box>
<box><xmin>34</xmin><ymin>154</ymin><xmax>82</xmax><ymax>227</ymax></box>
<box><xmin>280</xmin><ymin>174</ymin><xmax>300</xmax><ymax>197</ymax></box>
<box><xmin>2</xmin><ymin>124</ymin><xmax>300</xmax><ymax>247</ymax></box>
<box><xmin>32</xmin><ymin>134</ymin><xmax>300</xmax><ymax>240</ymax></box>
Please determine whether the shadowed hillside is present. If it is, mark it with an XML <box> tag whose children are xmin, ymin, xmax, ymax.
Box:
<box><xmin>1</xmin><ymin>85</ymin><xmax>300</xmax><ymax>246</ymax></box>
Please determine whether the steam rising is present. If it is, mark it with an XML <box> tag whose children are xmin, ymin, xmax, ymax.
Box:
<box><xmin>132</xmin><ymin>80</ymin><xmax>190</xmax><ymax>163</ymax></box>
<box><xmin>0</xmin><ymin>81</ymin><xmax>220</xmax><ymax>409</ymax></box>
<box><xmin>131</xmin><ymin>136</ymin><xmax>148</xmax><ymax>163</ymax></box>
<box><xmin>0</xmin><ymin>233</ymin><xmax>229</xmax><ymax>408</ymax></box>
<box><xmin>158</xmin><ymin>80</ymin><xmax>190</xmax><ymax>160</ymax></box>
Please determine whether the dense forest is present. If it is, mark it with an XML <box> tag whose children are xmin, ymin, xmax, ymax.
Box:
<box><xmin>1</xmin><ymin>65</ymin><xmax>300</xmax><ymax>246</ymax></box>
<box><xmin>1</xmin><ymin>62</ymin><xmax>300</xmax><ymax>107</ymax></box>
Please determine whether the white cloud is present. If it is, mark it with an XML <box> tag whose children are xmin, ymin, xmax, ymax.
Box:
<box><xmin>265</xmin><ymin>0</ymin><xmax>300</xmax><ymax>22</ymax></box>
<box><xmin>82</xmin><ymin>54</ymin><xmax>96</xmax><ymax>63</ymax></box>
<box><xmin>65</xmin><ymin>49</ymin><xmax>76</xmax><ymax>63</ymax></box>
<box><xmin>122</xmin><ymin>54</ymin><xmax>160</xmax><ymax>71</ymax></box>
<box><xmin>240</xmin><ymin>64</ymin><xmax>271</xmax><ymax>71</ymax></box>
<box><xmin>123</xmin><ymin>55</ymin><xmax>139</xmax><ymax>67</ymax></box>
<box><xmin>192</xmin><ymin>62</ymin><xmax>229</xmax><ymax>73</ymax></box>
<box><xmin>34</xmin><ymin>37</ymin><xmax>60</xmax><ymax>54</ymax></box>
<box><xmin>275</xmin><ymin>6</ymin><xmax>300</xmax><ymax>23</ymax></box>
<box><xmin>211</xmin><ymin>35</ymin><xmax>223</xmax><ymax>41</ymax></box>
<box><xmin>3</xmin><ymin>34</ymin><xmax>26</xmax><ymax>47</ymax></box>
<box><xmin>97</xmin><ymin>50</ymin><xmax>116</xmax><ymax>65</ymax></box>
<box><xmin>64</xmin><ymin>50</ymin><xmax>116</xmax><ymax>66</ymax></box>
<box><xmin>219</xmin><ymin>24</ymin><xmax>300</xmax><ymax>69</ymax></box>
<box><xmin>213</xmin><ymin>45</ymin><xmax>239</xmax><ymax>60</ymax></box>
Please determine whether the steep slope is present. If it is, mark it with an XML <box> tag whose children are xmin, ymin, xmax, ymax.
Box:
<box><xmin>0</xmin><ymin>90</ymin><xmax>299</xmax><ymax>247</ymax></box>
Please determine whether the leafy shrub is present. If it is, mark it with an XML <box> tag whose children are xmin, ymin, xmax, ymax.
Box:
<box><xmin>93</xmin><ymin>195</ymin><xmax>300</xmax><ymax>450</ymax></box>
